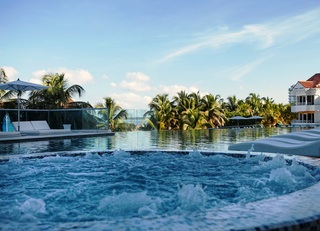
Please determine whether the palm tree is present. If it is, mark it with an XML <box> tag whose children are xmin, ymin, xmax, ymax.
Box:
<box><xmin>181</xmin><ymin>108</ymin><xmax>206</xmax><ymax>130</ymax></box>
<box><xmin>29</xmin><ymin>73</ymin><xmax>86</xmax><ymax>109</ymax></box>
<box><xmin>278</xmin><ymin>103</ymin><xmax>297</xmax><ymax>125</ymax></box>
<box><xmin>0</xmin><ymin>68</ymin><xmax>8</xmax><ymax>99</ymax></box>
<box><xmin>173</xmin><ymin>91</ymin><xmax>197</xmax><ymax>130</ymax></box>
<box><xmin>0</xmin><ymin>67</ymin><xmax>8</xmax><ymax>84</ymax></box>
<box><xmin>145</xmin><ymin>94</ymin><xmax>175</xmax><ymax>130</ymax></box>
<box><xmin>224</xmin><ymin>95</ymin><xmax>243</xmax><ymax>112</ymax></box>
<box><xmin>96</xmin><ymin>97</ymin><xmax>128</xmax><ymax>131</ymax></box>
<box><xmin>189</xmin><ymin>91</ymin><xmax>202</xmax><ymax>109</ymax></box>
<box><xmin>201</xmin><ymin>94</ymin><xmax>226</xmax><ymax>128</ymax></box>
<box><xmin>246</xmin><ymin>93</ymin><xmax>262</xmax><ymax>116</ymax></box>
<box><xmin>0</xmin><ymin>68</ymin><xmax>20</xmax><ymax>109</ymax></box>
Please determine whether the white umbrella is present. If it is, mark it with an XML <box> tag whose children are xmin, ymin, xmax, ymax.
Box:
<box><xmin>0</xmin><ymin>78</ymin><xmax>48</xmax><ymax>131</ymax></box>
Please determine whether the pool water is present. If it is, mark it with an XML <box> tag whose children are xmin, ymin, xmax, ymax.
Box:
<box><xmin>0</xmin><ymin>127</ymin><xmax>296</xmax><ymax>155</ymax></box>
<box><xmin>1</xmin><ymin>127</ymin><xmax>319</xmax><ymax>230</ymax></box>
<box><xmin>1</xmin><ymin>150</ymin><xmax>319</xmax><ymax>230</ymax></box>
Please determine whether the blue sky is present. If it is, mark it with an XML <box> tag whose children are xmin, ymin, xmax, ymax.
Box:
<box><xmin>1</xmin><ymin>0</ymin><xmax>320</xmax><ymax>109</ymax></box>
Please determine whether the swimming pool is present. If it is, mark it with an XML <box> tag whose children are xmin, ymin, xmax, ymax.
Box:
<box><xmin>0</xmin><ymin>127</ymin><xmax>295</xmax><ymax>156</ymax></box>
<box><xmin>1</xmin><ymin>128</ymin><xmax>320</xmax><ymax>230</ymax></box>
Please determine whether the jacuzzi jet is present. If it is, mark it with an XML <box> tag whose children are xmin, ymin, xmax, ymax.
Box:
<box><xmin>1</xmin><ymin>150</ymin><xmax>319</xmax><ymax>230</ymax></box>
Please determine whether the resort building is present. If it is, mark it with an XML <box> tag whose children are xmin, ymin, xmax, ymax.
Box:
<box><xmin>289</xmin><ymin>73</ymin><xmax>320</xmax><ymax>127</ymax></box>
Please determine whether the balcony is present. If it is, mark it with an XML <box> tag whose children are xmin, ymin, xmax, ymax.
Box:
<box><xmin>291</xmin><ymin>104</ymin><xmax>320</xmax><ymax>112</ymax></box>
<box><xmin>291</xmin><ymin>120</ymin><xmax>320</xmax><ymax>127</ymax></box>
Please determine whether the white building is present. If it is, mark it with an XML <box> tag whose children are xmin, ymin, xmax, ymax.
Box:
<box><xmin>289</xmin><ymin>73</ymin><xmax>320</xmax><ymax>127</ymax></box>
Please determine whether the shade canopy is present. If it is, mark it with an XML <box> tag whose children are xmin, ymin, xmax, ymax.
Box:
<box><xmin>229</xmin><ymin>115</ymin><xmax>264</xmax><ymax>127</ymax></box>
<box><xmin>249</xmin><ymin>116</ymin><xmax>264</xmax><ymax>119</ymax></box>
<box><xmin>0</xmin><ymin>78</ymin><xmax>48</xmax><ymax>92</ymax></box>
<box><xmin>0</xmin><ymin>78</ymin><xmax>48</xmax><ymax>131</ymax></box>
<box><xmin>229</xmin><ymin>116</ymin><xmax>247</xmax><ymax>120</ymax></box>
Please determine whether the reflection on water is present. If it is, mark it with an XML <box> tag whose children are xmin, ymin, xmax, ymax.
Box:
<box><xmin>0</xmin><ymin>127</ymin><xmax>303</xmax><ymax>155</ymax></box>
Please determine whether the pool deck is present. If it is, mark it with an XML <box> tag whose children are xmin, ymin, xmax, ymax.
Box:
<box><xmin>0</xmin><ymin>129</ymin><xmax>115</xmax><ymax>143</ymax></box>
<box><xmin>228</xmin><ymin>128</ymin><xmax>320</xmax><ymax>157</ymax></box>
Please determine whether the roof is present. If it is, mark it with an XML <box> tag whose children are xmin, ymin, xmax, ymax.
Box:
<box><xmin>297</xmin><ymin>73</ymin><xmax>320</xmax><ymax>89</ymax></box>
<box><xmin>307</xmin><ymin>73</ymin><xmax>320</xmax><ymax>82</ymax></box>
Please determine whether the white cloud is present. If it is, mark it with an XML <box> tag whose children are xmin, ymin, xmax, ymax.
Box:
<box><xmin>32</xmin><ymin>68</ymin><xmax>94</xmax><ymax>85</ymax></box>
<box><xmin>110</xmin><ymin>92</ymin><xmax>151</xmax><ymax>109</ymax></box>
<box><xmin>103</xmin><ymin>73</ymin><xmax>206</xmax><ymax>109</ymax></box>
<box><xmin>2</xmin><ymin>66</ymin><xmax>18</xmax><ymax>81</ymax></box>
<box><xmin>119</xmin><ymin>80</ymin><xmax>151</xmax><ymax>92</ymax></box>
<box><xmin>127</xmin><ymin>72</ymin><xmax>150</xmax><ymax>81</ymax></box>
<box><xmin>118</xmin><ymin>72</ymin><xmax>152</xmax><ymax>92</ymax></box>
<box><xmin>228</xmin><ymin>57</ymin><xmax>270</xmax><ymax>81</ymax></box>
<box><xmin>157</xmin><ymin>84</ymin><xmax>200</xmax><ymax>97</ymax></box>
<box><xmin>158</xmin><ymin>7</ymin><xmax>320</xmax><ymax>62</ymax></box>
<box><xmin>157</xmin><ymin>27</ymin><xmax>273</xmax><ymax>63</ymax></box>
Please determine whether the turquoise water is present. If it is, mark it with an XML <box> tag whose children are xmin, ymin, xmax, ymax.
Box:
<box><xmin>1</xmin><ymin>127</ymin><xmax>318</xmax><ymax>230</ymax></box>
<box><xmin>1</xmin><ymin>150</ymin><xmax>319</xmax><ymax>230</ymax></box>
<box><xmin>0</xmin><ymin>127</ymin><xmax>297</xmax><ymax>155</ymax></box>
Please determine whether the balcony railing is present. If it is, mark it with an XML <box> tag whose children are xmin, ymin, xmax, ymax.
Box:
<box><xmin>291</xmin><ymin>120</ymin><xmax>314</xmax><ymax>124</ymax></box>
<box><xmin>291</xmin><ymin>104</ymin><xmax>320</xmax><ymax>112</ymax></box>
<box><xmin>0</xmin><ymin>108</ymin><xmax>111</xmax><ymax>130</ymax></box>
<box><xmin>295</xmin><ymin>102</ymin><xmax>317</xmax><ymax>105</ymax></box>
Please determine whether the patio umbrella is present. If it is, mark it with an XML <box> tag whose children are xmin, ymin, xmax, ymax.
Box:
<box><xmin>0</xmin><ymin>78</ymin><xmax>48</xmax><ymax>131</ymax></box>
<box><xmin>229</xmin><ymin>116</ymin><xmax>247</xmax><ymax>127</ymax></box>
<box><xmin>248</xmin><ymin>116</ymin><xmax>264</xmax><ymax>125</ymax></box>
<box><xmin>249</xmin><ymin>116</ymin><xmax>264</xmax><ymax>120</ymax></box>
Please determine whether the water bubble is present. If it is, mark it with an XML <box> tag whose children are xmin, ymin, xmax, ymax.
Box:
<box><xmin>84</xmin><ymin>152</ymin><xmax>101</xmax><ymax>159</ymax></box>
<box><xmin>269</xmin><ymin>167</ymin><xmax>296</xmax><ymax>187</ymax></box>
<box><xmin>178</xmin><ymin>184</ymin><xmax>207</xmax><ymax>212</ymax></box>
<box><xmin>188</xmin><ymin>150</ymin><xmax>202</xmax><ymax>158</ymax></box>
<box><xmin>113</xmin><ymin>149</ymin><xmax>130</xmax><ymax>157</ymax></box>
<box><xmin>246</xmin><ymin>144</ymin><xmax>254</xmax><ymax>158</ymax></box>
<box><xmin>260</xmin><ymin>154</ymin><xmax>287</xmax><ymax>170</ymax></box>
<box><xmin>98</xmin><ymin>191</ymin><xmax>153</xmax><ymax>217</ymax></box>
<box><xmin>8</xmin><ymin>156</ymin><xmax>23</xmax><ymax>164</ymax></box>
<box><xmin>20</xmin><ymin>198</ymin><xmax>46</xmax><ymax>214</ymax></box>
<box><xmin>138</xmin><ymin>203</ymin><xmax>158</xmax><ymax>218</ymax></box>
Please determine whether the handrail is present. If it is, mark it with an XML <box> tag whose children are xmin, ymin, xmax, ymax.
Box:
<box><xmin>0</xmin><ymin>108</ymin><xmax>108</xmax><ymax>112</ymax></box>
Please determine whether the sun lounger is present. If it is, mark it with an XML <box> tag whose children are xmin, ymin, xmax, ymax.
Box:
<box><xmin>228</xmin><ymin>129</ymin><xmax>320</xmax><ymax>157</ymax></box>
<box><xmin>229</xmin><ymin>139</ymin><xmax>320</xmax><ymax>157</ymax></box>
<box><xmin>12</xmin><ymin>121</ymin><xmax>40</xmax><ymax>135</ymax></box>
<box><xmin>271</xmin><ymin>132</ymin><xmax>320</xmax><ymax>141</ymax></box>
<box><xmin>31</xmin><ymin>121</ymin><xmax>72</xmax><ymax>135</ymax></box>
<box><xmin>12</xmin><ymin>121</ymin><xmax>72</xmax><ymax>136</ymax></box>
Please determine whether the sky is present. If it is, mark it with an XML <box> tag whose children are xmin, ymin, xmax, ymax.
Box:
<box><xmin>1</xmin><ymin>0</ymin><xmax>320</xmax><ymax>109</ymax></box>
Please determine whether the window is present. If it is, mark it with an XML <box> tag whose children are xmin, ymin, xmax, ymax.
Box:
<box><xmin>307</xmin><ymin>95</ymin><xmax>314</xmax><ymax>105</ymax></box>
<box><xmin>297</xmin><ymin>96</ymin><xmax>306</xmax><ymax>105</ymax></box>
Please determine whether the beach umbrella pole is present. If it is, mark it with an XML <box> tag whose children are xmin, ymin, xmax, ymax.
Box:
<box><xmin>18</xmin><ymin>91</ymin><xmax>21</xmax><ymax>132</ymax></box>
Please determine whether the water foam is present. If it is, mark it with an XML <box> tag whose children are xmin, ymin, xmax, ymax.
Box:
<box><xmin>0</xmin><ymin>151</ymin><xmax>319</xmax><ymax>230</ymax></box>
<box><xmin>178</xmin><ymin>184</ymin><xmax>207</xmax><ymax>212</ymax></box>
<box><xmin>98</xmin><ymin>191</ymin><xmax>156</xmax><ymax>217</ymax></box>
<box><xmin>20</xmin><ymin>198</ymin><xmax>46</xmax><ymax>214</ymax></box>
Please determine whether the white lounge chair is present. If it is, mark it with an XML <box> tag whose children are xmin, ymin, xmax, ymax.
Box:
<box><xmin>228</xmin><ymin>129</ymin><xmax>320</xmax><ymax>157</ymax></box>
<box><xmin>12</xmin><ymin>121</ymin><xmax>40</xmax><ymax>135</ymax></box>
<box><xmin>31</xmin><ymin>120</ymin><xmax>72</xmax><ymax>135</ymax></box>
<box><xmin>12</xmin><ymin>121</ymin><xmax>72</xmax><ymax>136</ymax></box>
<box><xmin>271</xmin><ymin>132</ymin><xmax>320</xmax><ymax>141</ymax></box>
